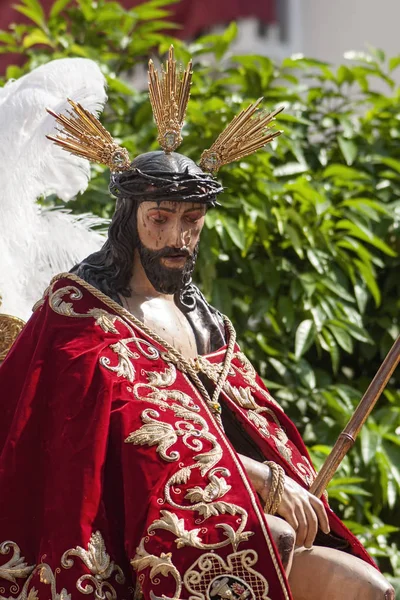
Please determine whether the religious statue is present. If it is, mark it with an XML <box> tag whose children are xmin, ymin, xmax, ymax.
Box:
<box><xmin>0</xmin><ymin>49</ymin><xmax>394</xmax><ymax>600</ymax></box>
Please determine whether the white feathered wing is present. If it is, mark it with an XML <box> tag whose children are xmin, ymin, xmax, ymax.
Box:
<box><xmin>0</xmin><ymin>57</ymin><xmax>109</xmax><ymax>320</ymax></box>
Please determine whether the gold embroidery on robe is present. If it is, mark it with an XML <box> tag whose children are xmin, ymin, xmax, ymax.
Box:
<box><xmin>206</xmin><ymin>354</ymin><xmax>316</xmax><ymax>488</ymax></box>
<box><xmin>62</xmin><ymin>530</ymin><xmax>126</xmax><ymax>598</ymax></box>
<box><xmin>45</xmin><ymin>278</ymin><xmax>290</xmax><ymax>599</ymax></box>
<box><xmin>0</xmin><ymin>532</ymin><xmax>126</xmax><ymax>600</ymax></box>
<box><xmin>0</xmin><ymin>540</ymin><xmax>35</xmax><ymax>587</ymax></box>
<box><xmin>131</xmin><ymin>539</ymin><xmax>182</xmax><ymax>600</ymax></box>
<box><xmin>183</xmin><ymin>549</ymin><xmax>271</xmax><ymax>600</ymax></box>
<box><xmin>231</xmin><ymin>352</ymin><xmax>281</xmax><ymax>409</ymax></box>
<box><xmin>125</xmin><ymin>402</ymin><xmax>252</xmax><ymax>551</ymax></box>
<box><xmin>127</xmin><ymin>380</ymin><xmax>256</xmax><ymax>600</ymax></box>
<box><xmin>143</xmin><ymin>364</ymin><xmax>177</xmax><ymax>387</ymax></box>
<box><xmin>224</xmin><ymin>382</ymin><xmax>259</xmax><ymax>410</ymax></box>
<box><xmin>49</xmin><ymin>284</ymin><xmax>160</xmax><ymax>384</ymax></box>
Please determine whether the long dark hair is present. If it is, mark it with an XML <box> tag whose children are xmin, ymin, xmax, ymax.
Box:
<box><xmin>71</xmin><ymin>197</ymin><xmax>138</xmax><ymax>302</ymax></box>
<box><xmin>71</xmin><ymin>151</ymin><xmax>221</xmax><ymax>302</ymax></box>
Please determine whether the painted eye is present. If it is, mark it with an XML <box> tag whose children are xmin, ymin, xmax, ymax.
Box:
<box><xmin>185</xmin><ymin>214</ymin><xmax>202</xmax><ymax>224</ymax></box>
<box><xmin>151</xmin><ymin>215</ymin><xmax>167</xmax><ymax>224</ymax></box>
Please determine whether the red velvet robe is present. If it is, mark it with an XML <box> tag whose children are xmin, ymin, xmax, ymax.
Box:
<box><xmin>0</xmin><ymin>273</ymin><xmax>375</xmax><ymax>600</ymax></box>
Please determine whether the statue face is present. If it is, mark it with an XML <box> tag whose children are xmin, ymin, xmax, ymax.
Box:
<box><xmin>135</xmin><ymin>200</ymin><xmax>206</xmax><ymax>294</ymax></box>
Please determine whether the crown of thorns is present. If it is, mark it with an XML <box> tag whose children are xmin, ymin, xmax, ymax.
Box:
<box><xmin>109</xmin><ymin>168</ymin><xmax>222</xmax><ymax>205</ymax></box>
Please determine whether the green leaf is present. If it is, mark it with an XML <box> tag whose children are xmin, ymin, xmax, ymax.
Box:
<box><xmin>377</xmin><ymin>156</ymin><xmax>400</xmax><ymax>174</ymax></box>
<box><xmin>0</xmin><ymin>32</ymin><xmax>17</xmax><ymax>44</ymax></box>
<box><xmin>307</xmin><ymin>249</ymin><xmax>326</xmax><ymax>275</ymax></box>
<box><xmin>321</xmin><ymin>329</ymin><xmax>340</xmax><ymax>373</ymax></box>
<box><xmin>328</xmin><ymin>477</ymin><xmax>366</xmax><ymax>485</ymax></box>
<box><xmin>338</xmin><ymin>136</ymin><xmax>357</xmax><ymax>166</ymax></box>
<box><xmin>22</xmin><ymin>29</ymin><xmax>53</xmax><ymax>48</ymax></box>
<box><xmin>5</xmin><ymin>65</ymin><xmax>24</xmax><ymax>80</ymax></box>
<box><xmin>328</xmin><ymin>484</ymin><xmax>371</xmax><ymax>497</ymax></box>
<box><xmin>273</xmin><ymin>162</ymin><xmax>309</xmax><ymax>177</ymax></box>
<box><xmin>14</xmin><ymin>0</ymin><xmax>46</xmax><ymax>28</ymax></box>
<box><xmin>76</xmin><ymin>0</ymin><xmax>95</xmax><ymax>20</ymax></box>
<box><xmin>219</xmin><ymin>21</ymin><xmax>238</xmax><ymax>50</ymax></box>
<box><xmin>340</xmin><ymin>198</ymin><xmax>390</xmax><ymax>218</ymax></box>
<box><xmin>106</xmin><ymin>75</ymin><xmax>135</xmax><ymax>95</ymax></box>
<box><xmin>277</xmin><ymin>296</ymin><xmax>294</xmax><ymax>332</ymax></box>
<box><xmin>267</xmin><ymin>358</ymin><xmax>288</xmax><ymax>378</ymax></box>
<box><xmin>389</xmin><ymin>56</ymin><xmax>400</xmax><ymax>72</ymax></box>
<box><xmin>336</xmin><ymin>219</ymin><xmax>396</xmax><ymax>257</ymax></box>
<box><xmin>369</xmin><ymin>47</ymin><xmax>386</xmax><ymax>62</ymax></box>
<box><xmin>286</xmin><ymin>225</ymin><xmax>304</xmax><ymax>259</ymax></box>
<box><xmin>337</xmin><ymin>65</ymin><xmax>354</xmax><ymax>85</ymax></box>
<box><xmin>295</xmin><ymin>319</ymin><xmax>316</xmax><ymax>359</ymax></box>
<box><xmin>354</xmin><ymin>259</ymin><xmax>381</xmax><ymax>306</ymax></box>
<box><xmin>131</xmin><ymin>0</ymin><xmax>174</xmax><ymax>20</ymax></box>
<box><xmin>212</xmin><ymin>279</ymin><xmax>232</xmax><ymax>316</ymax></box>
<box><xmin>320</xmin><ymin>277</ymin><xmax>354</xmax><ymax>302</ymax></box>
<box><xmin>326</xmin><ymin>319</ymin><xmax>373</xmax><ymax>344</ymax></box>
<box><xmin>360</xmin><ymin>427</ymin><xmax>380</xmax><ymax>465</ymax></box>
<box><xmin>293</xmin><ymin>359</ymin><xmax>316</xmax><ymax>390</ymax></box>
<box><xmin>323</xmin><ymin>164</ymin><xmax>369</xmax><ymax>180</ymax></box>
<box><xmin>219</xmin><ymin>215</ymin><xmax>245</xmax><ymax>250</ymax></box>
<box><xmin>326</xmin><ymin>324</ymin><xmax>353</xmax><ymax>353</ymax></box>
<box><xmin>49</xmin><ymin>0</ymin><xmax>71</xmax><ymax>18</ymax></box>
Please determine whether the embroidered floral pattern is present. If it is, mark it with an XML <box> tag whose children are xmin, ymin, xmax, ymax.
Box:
<box><xmin>195</xmin><ymin>352</ymin><xmax>317</xmax><ymax>488</ymax></box>
<box><xmin>223</xmin><ymin>382</ymin><xmax>259</xmax><ymax>410</ymax></box>
<box><xmin>143</xmin><ymin>364</ymin><xmax>177</xmax><ymax>387</ymax></box>
<box><xmin>62</xmin><ymin>531</ymin><xmax>126</xmax><ymax>599</ymax></box>
<box><xmin>131</xmin><ymin>540</ymin><xmax>182</xmax><ymax>600</ymax></box>
<box><xmin>0</xmin><ymin>532</ymin><xmax>126</xmax><ymax>600</ymax></box>
<box><xmin>49</xmin><ymin>284</ymin><xmax>160</xmax><ymax>384</ymax></box>
<box><xmin>231</xmin><ymin>353</ymin><xmax>281</xmax><ymax>410</ymax></box>
<box><xmin>126</xmin><ymin>401</ymin><xmax>253</xmax><ymax>549</ymax></box>
<box><xmin>127</xmin><ymin>384</ymin><xmax>255</xmax><ymax>600</ymax></box>
<box><xmin>0</xmin><ymin>541</ymin><xmax>35</xmax><ymax>585</ymax></box>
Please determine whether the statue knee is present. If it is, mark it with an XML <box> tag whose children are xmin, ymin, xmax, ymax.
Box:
<box><xmin>275</xmin><ymin>522</ymin><xmax>296</xmax><ymax>571</ymax></box>
<box><xmin>265</xmin><ymin>514</ymin><xmax>296</xmax><ymax>572</ymax></box>
<box><xmin>371</xmin><ymin>579</ymin><xmax>396</xmax><ymax>600</ymax></box>
<box><xmin>384</xmin><ymin>584</ymin><xmax>395</xmax><ymax>600</ymax></box>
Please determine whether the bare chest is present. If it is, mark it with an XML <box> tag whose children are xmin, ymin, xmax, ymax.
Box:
<box><xmin>123</xmin><ymin>295</ymin><xmax>198</xmax><ymax>359</ymax></box>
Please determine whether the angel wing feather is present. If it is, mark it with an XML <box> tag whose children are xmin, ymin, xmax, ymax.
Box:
<box><xmin>0</xmin><ymin>58</ymin><xmax>109</xmax><ymax>319</ymax></box>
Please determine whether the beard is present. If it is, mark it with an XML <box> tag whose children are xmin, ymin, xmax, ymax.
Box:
<box><xmin>137</xmin><ymin>241</ymin><xmax>199</xmax><ymax>295</ymax></box>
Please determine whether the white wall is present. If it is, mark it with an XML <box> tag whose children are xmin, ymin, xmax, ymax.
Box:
<box><xmin>230</xmin><ymin>0</ymin><xmax>400</xmax><ymax>70</ymax></box>
<box><xmin>300</xmin><ymin>0</ymin><xmax>400</xmax><ymax>64</ymax></box>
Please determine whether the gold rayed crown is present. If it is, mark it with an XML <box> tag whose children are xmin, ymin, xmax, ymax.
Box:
<box><xmin>46</xmin><ymin>99</ymin><xmax>131</xmax><ymax>171</ymax></box>
<box><xmin>199</xmin><ymin>99</ymin><xmax>284</xmax><ymax>174</ymax></box>
<box><xmin>46</xmin><ymin>50</ymin><xmax>282</xmax><ymax>176</ymax></box>
<box><xmin>148</xmin><ymin>45</ymin><xmax>193</xmax><ymax>154</ymax></box>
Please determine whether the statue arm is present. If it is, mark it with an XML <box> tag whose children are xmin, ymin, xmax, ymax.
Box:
<box><xmin>238</xmin><ymin>453</ymin><xmax>330</xmax><ymax>548</ymax></box>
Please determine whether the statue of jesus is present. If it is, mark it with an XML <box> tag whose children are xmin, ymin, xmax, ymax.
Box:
<box><xmin>0</xmin><ymin>51</ymin><xmax>394</xmax><ymax>600</ymax></box>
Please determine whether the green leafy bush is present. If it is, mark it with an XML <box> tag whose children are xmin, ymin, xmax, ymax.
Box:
<box><xmin>1</xmin><ymin>0</ymin><xmax>399</xmax><ymax>587</ymax></box>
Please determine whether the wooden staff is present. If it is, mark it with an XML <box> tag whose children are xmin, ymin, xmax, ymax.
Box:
<box><xmin>310</xmin><ymin>335</ymin><xmax>400</xmax><ymax>499</ymax></box>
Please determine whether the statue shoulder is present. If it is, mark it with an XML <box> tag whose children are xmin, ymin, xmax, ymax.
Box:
<box><xmin>176</xmin><ymin>283</ymin><xmax>227</xmax><ymax>352</ymax></box>
<box><xmin>31</xmin><ymin>272</ymin><xmax>126</xmax><ymax>350</ymax></box>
